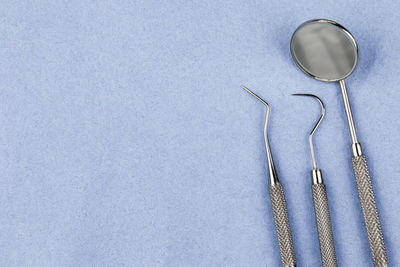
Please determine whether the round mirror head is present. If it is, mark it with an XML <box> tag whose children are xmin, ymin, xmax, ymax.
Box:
<box><xmin>290</xmin><ymin>19</ymin><xmax>358</xmax><ymax>82</ymax></box>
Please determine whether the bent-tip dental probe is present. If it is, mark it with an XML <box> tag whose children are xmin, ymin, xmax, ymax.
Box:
<box><xmin>293</xmin><ymin>94</ymin><xmax>337</xmax><ymax>267</ymax></box>
<box><xmin>242</xmin><ymin>85</ymin><xmax>296</xmax><ymax>267</ymax></box>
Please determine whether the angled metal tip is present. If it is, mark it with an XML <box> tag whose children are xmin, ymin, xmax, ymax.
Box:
<box><xmin>241</xmin><ymin>85</ymin><xmax>269</xmax><ymax>108</ymax></box>
<box><xmin>293</xmin><ymin>93</ymin><xmax>325</xmax><ymax>169</ymax></box>
<box><xmin>242</xmin><ymin>85</ymin><xmax>278</xmax><ymax>185</ymax></box>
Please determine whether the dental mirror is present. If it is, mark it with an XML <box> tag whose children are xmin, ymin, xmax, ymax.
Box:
<box><xmin>290</xmin><ymin>19</ymin><xmax>388</xmax><ymax>266</ymax></box>
<box><xmin>290</xmin><ymin>19</ymin><xmax>358</xmax><ymax>82</ymax></box>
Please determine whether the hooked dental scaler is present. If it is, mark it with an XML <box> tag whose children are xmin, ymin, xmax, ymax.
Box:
<box><xmin>293</xmin><ymin>93</ymin><xmax>337</xmax><ymax>267</ymax></box>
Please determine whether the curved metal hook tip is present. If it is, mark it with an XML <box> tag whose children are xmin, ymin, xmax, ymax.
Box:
<box><xmin>292</xmin><ymin>93</ymin><xmax>325</xmax><ymax>169</ymax></box>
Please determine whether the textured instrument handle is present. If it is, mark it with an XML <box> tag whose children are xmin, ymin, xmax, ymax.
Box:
<box><xmin>312</xmin><ymin>183</ymin><xmax>337</xmax><ymax>267</ymax></box>
<box><xmin>269</xmin><ymin>182</ymin><xmax>296</xmax><ymax>267</ymax></box>
<box><xmin>352</xmin><ymin>155</ymin><xmax>388</xmax><ymax>267</ymax></box>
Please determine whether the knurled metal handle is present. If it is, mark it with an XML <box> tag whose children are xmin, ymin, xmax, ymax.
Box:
<box><xmin>352</xmin><ymin>155</ymin><xmax>388</xmax><ymax>267</ymax></box>
<box><xmin>312</xmin><ymin>183</ymin><xmax>337</xmax><ymax>267</ymax></box>
<box><xmin>269</xmin><ymin>182</ymin><xmax>296</xmax><ymax>267</ymax></box>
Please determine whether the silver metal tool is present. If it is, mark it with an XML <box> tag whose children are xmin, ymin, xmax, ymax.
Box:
<box><xmin>242</xmin><ymin>85</ymin><xmax>296</xmax><ymax>267</ymax></box>
<box><xmin>293</xmin><ymin>94</ymin><xmax>337</xmax><ymax>267</ymax></box>
<box><xmin>290</xmin><ymin>19</ymin><xmax>387</xmax><ymax>266</ymax></box>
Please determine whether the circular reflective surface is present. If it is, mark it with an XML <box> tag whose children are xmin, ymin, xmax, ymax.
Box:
<box><xmin>290</xmin><ymin>19</ymin><xmax>358</xmax><ymax>82</ymax></box>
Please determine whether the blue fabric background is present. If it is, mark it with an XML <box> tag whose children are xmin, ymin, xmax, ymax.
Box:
<box><xmin>0</xmin><ymin>1</ymin><xmax>399</xmax><ymax>266</ymax></box>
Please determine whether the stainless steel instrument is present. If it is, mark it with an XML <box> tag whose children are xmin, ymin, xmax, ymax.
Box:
<box><xmin>290</xmin><ymin>19</ymin><xmax>387</xmax><ymax>266</ymax></box>
<box><xmin>293</xmin><ymin>94</ymin><xmax>337</xmax><ymax>267</ymax></box>
<box><xmin>242</xmin><ymin>85</ymin><xmax>296</xmax><ymax>267</ymax></box>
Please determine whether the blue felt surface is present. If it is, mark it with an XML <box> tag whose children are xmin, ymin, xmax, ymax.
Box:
<box><xmin>0</xmin><ymin>1</ymin><xmax>399</xmax><ymax>266</ymax></box>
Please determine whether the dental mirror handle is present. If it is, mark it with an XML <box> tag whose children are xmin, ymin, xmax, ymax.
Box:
<box><xmin>269</xmin><ymin>182</ymin><xmax>296</xmax><ymax>267</ymax></box>
<box><xmin>311</xmin><ymin>169</ymin><xmax>337</xmax><ymax>267</ymax></box>
<box><xmin>340</xmin><ymin>80</ymin><xmax>388</xmax><ymax>266</ymax></box>
<box><xmin>352</xmin><ymin>152</ymin><xmax>388</xmax><ymax>266</ymax></box>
